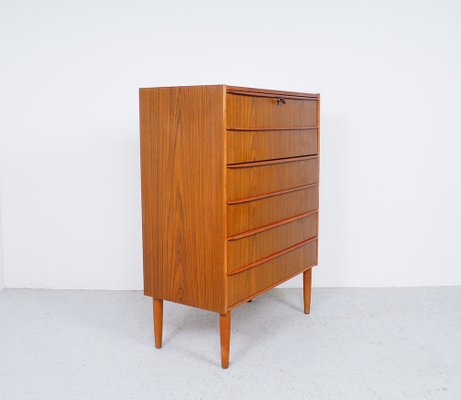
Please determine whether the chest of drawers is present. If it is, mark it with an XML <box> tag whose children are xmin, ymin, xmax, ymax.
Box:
<box><xmin>139</xmin><ymin>85</ymin><xmax>320</xmax><ymax>368</ymax></box>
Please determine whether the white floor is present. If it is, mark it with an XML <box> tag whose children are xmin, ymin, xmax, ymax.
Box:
<box><xmin>1</xmin><ymin>287</ymin><xmax>460</xmax><ymax>400</ymax></box>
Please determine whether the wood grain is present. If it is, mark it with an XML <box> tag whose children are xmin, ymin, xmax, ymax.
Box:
<box><xmin>227</xmin><ymin>93</ymin><xmax>317</xmax><ymax>129</ymax></box>
<box><xmin>228</xmin><ymin>237</ymin><xmax>317</xmax><ymax>276</ymax></box>
<box><xmin>139</xmin><ymin>85</ymin><xmax>226</xmax><ymax>313</ymax></box>
<box><xmin>227</xmin><ymin>214</ymin><xmax>317</xmax><ymax>273</ymax></box>
<box><xmin>228</xmin><ymin>240</ymin><xmax>318</xmax><ymax>306</ymax></box>
<box><xmin>227</xmin><ymin>185</ymin><xmax>319</xmax><ymax>236</ymax></box>
<box><xmin>227</xmin><ymin>156</ymin><xmax>319</xmax><ymax>202</ymax></box>
<box><xmin>227</xmin><ymin>128</ymin><xmax>318</xmax><ymax>164</ymax></box>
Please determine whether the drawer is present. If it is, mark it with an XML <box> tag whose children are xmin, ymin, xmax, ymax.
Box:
<box><xmin>227</xmin><ymin>93</ymin><xmax>317</xmax><ymax>129</ymax></box>
<box><xmin>227</xmin><ymin>213</ymin><xmax>317</xmax><ymax>273</ymax></box>
<box><xmin>228</xmin><ymin>240</ymin><xmax>317</xmax><ymax>306</ymax></box>
<box><xmin>227</xmin><ymin>185</ymin><xmax>318</xmax><ymax>236</ymax></box>
<box><xmin>227</xmin><ymin>128</ymin><xmax>318</xmax><ymax>164</ymax></box>
<box><xmin>227</xmin><ymin>156</ymin><xmax>319</xmax><ymax>202</ymax></box>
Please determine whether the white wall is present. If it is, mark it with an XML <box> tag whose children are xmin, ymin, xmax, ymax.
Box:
<box><xmin>0</xmin><ymin>0</ymin><xmax>460</xmax><ymax>289</ymax></box>
<box><xmin>0</xmin><ymin>203</ymin><xmax>3</xmax><ymax>290</ymax></box>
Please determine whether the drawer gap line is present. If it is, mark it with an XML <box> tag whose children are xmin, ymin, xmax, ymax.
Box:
<box><xmin>227</xmin><ymin>154</ymin><xmax>318</xmax><ymax>167</ymax></box>
<box><xmin>227</xmin><ymin>183</ymin><xmax>319</xmax><ymax>205</ymax></box>
<box><xmin>227</xmin><ymin>154</ymin><xmax>319</xmax><ymax>169</ymax></box>
<box><xmin>227</xmin><ymin>210</ymin><xmax>319</xmax><ymax>241</ymax></box>
<box><xmin>227</xmin><ymin>237</ymin><xmax>317</xmax><ymax>276</ymax></box>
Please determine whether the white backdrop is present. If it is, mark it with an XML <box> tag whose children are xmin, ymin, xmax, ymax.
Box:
<box><xmin>0</xmin><ymin>207</ymin><xmax>3</xmax><ymax>289</ymax></box>
<box><xmin>1</xmin><ymin>0</ymin><xmax>460</xmax><ymax>290</ymax></box>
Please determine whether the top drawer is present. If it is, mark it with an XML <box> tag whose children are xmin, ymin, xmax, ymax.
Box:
<box><xmin>226</xmin><ymin>93</ymin><xmax>317</xmax><ymax>129</ymax></box>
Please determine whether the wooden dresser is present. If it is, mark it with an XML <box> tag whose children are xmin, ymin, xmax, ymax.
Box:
<box><xmin>139</xmin><ymin>85</ymin><xmax>320</xmax><ymax>368</ymax></box>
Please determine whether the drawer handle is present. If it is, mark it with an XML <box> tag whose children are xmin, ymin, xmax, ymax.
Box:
<box><xmin>276</xmin><ymin>98</ymin><xmax>286</xmax><ymax>105</ymax></box>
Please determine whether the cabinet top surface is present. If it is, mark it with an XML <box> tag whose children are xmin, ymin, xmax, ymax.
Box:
<box><xmin>139</xmin><ymin>84</ymin><xmax>319</xmax><ymax>99</ymax></box>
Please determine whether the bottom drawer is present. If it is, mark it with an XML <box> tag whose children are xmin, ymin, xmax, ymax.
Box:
<box><xmin>228</xmin><ymin>240</ymin><xmax>317</xmax><ymax>306</ymax></box>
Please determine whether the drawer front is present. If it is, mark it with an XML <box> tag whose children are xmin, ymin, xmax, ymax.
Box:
<box><xmin>227</xmin><ymin>214</ymin><xmax>317</xmax><ymax>273</ymax></box>
<box><xmin>227</xmin><ymin>94</ymin><xmax>317</xmax><ymax>129</ymax></box>
<box><xmin>227</xmin><ymin>157</ymin><xmax>319</xmax><ymax>202</ymax></box>
<box><xmin>228</xmin><ymin>240</ymin><xmax>317</xmax><ymax>306</ymax></box>
<box><xmin>227</xmin><ymin>185</ymin><xmax>318</xmax><ymax>236</ymax></box>
<box><xmin>227</xmin><ymin>129</ymin><xmax>318</xmax><ymax>164</ymax></box>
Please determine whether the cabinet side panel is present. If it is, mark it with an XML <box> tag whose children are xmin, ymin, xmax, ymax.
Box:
<box><xmin>139</xmin><ymin>86</ymin><xmax>226</xmax><ymax>313</ymax></box>
<box><xmin>140</xmin><ymin>90</ymin><xmax>158</xmax><ymax>297</ymax></box>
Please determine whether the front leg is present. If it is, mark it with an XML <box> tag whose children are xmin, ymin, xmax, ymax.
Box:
<box><xmin>303</xmin><ymin>269</ymin><xmax>312</xmax><ymax>314</ymax></box>
<box><xmin>153</xmin><ymin>298</ymin><xmax>163</xmax><ymax>348</ymax></box>
<box><xmin>219</xmin><ymin>312</ymin><xmax>231</xmax><ymax>369</ymax></box>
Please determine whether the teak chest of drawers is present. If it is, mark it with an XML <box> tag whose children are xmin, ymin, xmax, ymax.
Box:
<box><xmin>139</xmin><ymin>85</ymin><xmax>320</xmax><ymax>368</ymax></box>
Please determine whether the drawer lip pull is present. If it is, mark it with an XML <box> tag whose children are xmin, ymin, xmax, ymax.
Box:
<box><xmin>227</xmin><ymin>154</ymin><xmax>319</xmax><ymax>169</ymax></box>
<box><xmin>227</xmin><ymin>126</ymin><xmax>319</xmax><ymax>131</ymax></box>
<box><xmin>227</xmin><ymin>182</ymin><xmax>318</xmax><ymax>205</ymax></box>
<box><xmin>227</xmin><ymin>210</ymin><xmax>318</xmax><ymax>241</ymax></box>
<box><xmin>227</xmin><ymin>237</ymin><xmax>317</xmax><ymax>276</ymax></box>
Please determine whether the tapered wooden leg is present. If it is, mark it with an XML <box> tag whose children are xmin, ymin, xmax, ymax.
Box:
<box><xmin>153</xmin><ymin>298</ymin><xmax>163</xmax><ymax>349</ymax></box>
<box><xmin>219</xmin><ymin>312</ymin><xmax>231</xmax><ymax>369</ymax></box>
<box><xmin>303</xmin><ymin>269</ymin><xmax>312</xmax><ymax>314</ymax></box>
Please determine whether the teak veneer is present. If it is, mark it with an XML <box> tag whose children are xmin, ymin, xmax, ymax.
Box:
<box><xmin>139</xmin><ymin>85</ymin><xmax>320</xmax><ymax>368</ymax></box>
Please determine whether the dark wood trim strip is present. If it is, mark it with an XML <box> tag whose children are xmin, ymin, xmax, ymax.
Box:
<box><xmin>227</xmin><ymin>126</ymin><xmax>319</xmax><ymax>132</ymax></box>
<box><xmin>227</xmin><ymin>182</ymin><xmax>319</xmax><ymax>205</ymax></box>
<box><xmin>227</xmin><ymin>210</ymin><xmax>319</xmax><ymax>241</ymax></box>
<box><xmin>227</xmin><ymin>264</ymin><xmax>317</xmax><ymax>310</ymax></box>
<box><xmin>227</xmin><ymin>154</ymin><xmax>319</xmax><ymax>167</ymax></box>
<box><xmin>227</xmin><ymin>92</ymin><xmax>319</xmax><ymax>100</ymax></box>
<box><xmin>226</xmin><ymin>88</ymin><xmax>319</xmax><ymax>100</ymax></box>
<box><xmin>227</xmin><ymin>237</ymin><xmax>317</xmax><ymax>276</ymax></box>
<box><xmin>227</xmin><ymin>154</ymin><xmax>319</xmax><ymax>169</ymax></box>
